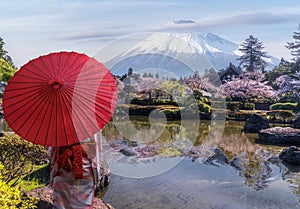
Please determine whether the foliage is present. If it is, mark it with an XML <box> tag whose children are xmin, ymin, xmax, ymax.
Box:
<box><xmin>0</xmin><ymin>134</ymin><xmax>47</xmax><ymax>186</ymax></box>
<box><xmin>266</xmin><ymin>110</ymin><xmax>296</xmax><ymax>122</ymax></box>
<box><xmin>136</xmin><ymin>77</ymin><xmax>165</xmax><ymax>99</ymax></box>
<box><xmin>0</xmin><ymin>37</ymin><xmax>14</xmax><ymax>64</ymax></box>
<box><xmin>0</xmin><ymin>163</ymin><xmax>38</xmax><ymax>209</ymax></box>
<box><xmin>159</xmin><ymin>108</ymin><xmax>181</xmax><ymax>120</ymax></box>
<box><xmin>0</xmin><ymin>58</ymin><xmax>17</xmax><ymax>81</ymax></box>
<box><xmin>226</xmin><ymin>101</ymin><xmax>241</xmax><ymax>111</ymax></box>
<box><xmin>237</xmin><ymin>35</ymin><xmax>269</xmax><ymax>73</ymax></box>
<box><xmin>271</xmin><ymin>71</ymin><xmax>300</xmax><ymax>105</ymax></box>
<box><xmin>226</xmin><ymin>101</ymin><xmax>254</xmax><ymax>111</ymax></box>
<box><xmin>155</xmin><ymin>80</ymin><xmax>187</xmax><ymax>101</ymax></box>
<box><xmin>270</xmin><ymin>102</ymin><xmax>298</xmax><ymax>112</ymax></box>
<box><xmin>286</xmin><ymin>23</ymin><xmax>300</xmax><ymax>61</ymax></box>
<box><xmin>221</xmin><ymin>72</ymin><xmax>277</xmax><ymax>106</ymax></box>
<box><xmin>241</xmin><ymin>103</ymin><xmax>255</xmax><ymax>110</ymax></box>
<box><xmin>20</xmin><ymin>164</ymin><xmax>50</xmax><ymax>192</ymax></box>
<box><xmin>197</xmin><ymin>101</ymin><xmax>211</xmax><ymax>113</ymax></box>
<box><xmin>183</xmin><ymin>71</ymin><xmax>218</xmax><ymax>93</ymax></box>
<box><xmin>130</xmin><ymin>98</ymin><xmax>182</xmax><ymax>106</ymax></box>
<box><xmin>265</xmin><ymin>61</ymin><xmax>295</xmax><ymax>87</ymax></box>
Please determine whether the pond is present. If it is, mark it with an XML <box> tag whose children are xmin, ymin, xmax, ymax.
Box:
<box><xmin>101</xmin><ymin>118</ymin><xmax>300</xmax><ymax>209</ymax></box>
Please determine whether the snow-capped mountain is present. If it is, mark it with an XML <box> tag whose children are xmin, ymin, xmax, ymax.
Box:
<box><xmin>105</xmin><ymin>32</ymin><xmax>280</xmax><ymax>77</ymax></box>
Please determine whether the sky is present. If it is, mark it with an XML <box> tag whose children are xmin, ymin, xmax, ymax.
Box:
<box><xmin>1</xmin><ymin>0</ymin><xmax>300</xmax><ymax>68</ymax></box>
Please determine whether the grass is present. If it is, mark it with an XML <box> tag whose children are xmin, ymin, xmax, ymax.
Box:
<box><xmin>18</xmin><ymin>164</ymin><xmax>50</xmax><ymax>192</ymax></box>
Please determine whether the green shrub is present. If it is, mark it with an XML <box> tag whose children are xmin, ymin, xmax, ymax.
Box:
<box><xmin>198</xmin><ymin>101</ymin><xmax>211</xmax><ymax>113</ymax></box>
<box><xmin>0</xmin><ymin>163</ymin><xmax>37</xmax><ymax>209</ymax></box>
<box><xmin>270</xmin><ymin>102</ymin><xmax>298</xmax><ymax>112</ymax></box>
<box><xmin>130</xmin><ymin>98</ymin><xmax>183</xmax><ymax>106</ymax></box>
<box><xmin>210</xmin><ymin>101</ymin><xmax>226</xmax><ymax>109</ymax></box>
<box><xmin>240</xmin><ymin>103</ymin><xmax>255</xmax><ymax>110</ymax></box>
<box><xmin>226</xmin><ymin>101</ymin><xmax>241</xmax><ymax>111</ymax></box>
<box><xmin>266</xmin><ymin>110</ymin><xmax>296</xmax><ymax>122</ymax></box>
<box><xmin>159</xmin><ymin>109</ymin><xmax>181</xmax><ymax>120</ymax></box>
<box><xmin>0</xmin><ymin>134</ymin><xmax>47</xmax><ymax>186</ymax></box>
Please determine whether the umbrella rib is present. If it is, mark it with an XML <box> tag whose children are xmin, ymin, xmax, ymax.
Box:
<box><xmin>6</xmin><ymin>86</ymin><xmax>51</xmax><ymax>124</ymax></box>
<box><xmin>71</xmin><ymin>90</ymin><xmax>115</xmax><ymax>126</ymax></box>
<box><xmin>29</xmin><ymin>90</ymin><xmax>53</xmax><ymax>145</ymax></box>
<box><xmin>29</xmin><ymin>62</ymin><xmax>52</xmax><ymax>80</ymax></box>
<box><xmin>61</xmin><ymin>87</ymin><xmax>89</xmax><ymax>144</ymax></box>
<box><xmin>9</xmin><ymin>88</ymin><xmax>52</xmax><ymax>143</ymax></box>
<box><xmin>43</xmin><ymin>92</ymin><xmax>55</xmax><ymax>146</ymax></box>
<box><xmin>62</xmin><ymin>55</ymin><xmax>89</xmax><ymax>80</ymax></box>
<box><xmin>40</xmin><ymin>55</ymin><xmax>55</xmax><ymax>78</ymax></box>
<box><xmin>58</xmin><ymin>90</ymin><xmax>73</xmax><ymax>146</ymax></box>
<box><xmin>4</xmin><ymin>87</ymin><xmax>50</xmax><ymax>111</ymax></box>
<box><xmin>4</xmin><ymin>86</ymin><xmax>47</xmax><ymax>101</ymax></box>
<box><xmin>62</xmin><ymin>56</ymin><xmax>92</xmax><ymax>79</ymax></box>
<box><xmin>15</xmin><ymin>72</ymin><xmax>47</xmax><ymax>82</ymax></box>
<box><xmin>74</xmin><ymin>88</ymin><xmax>118</xmax><ymax>111</ymax></box>
<box><xmin>64</xmin><ymin>88</ymin><xmax>99</xmax><ymax>138</ymax></box>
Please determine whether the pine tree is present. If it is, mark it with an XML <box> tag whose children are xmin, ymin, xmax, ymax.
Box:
<box><xmin>286</xmin><ymin>23</ymin><xmax>300</xmax><ymax>61</ymax></box>
<box><xmin>0</xmin><ymin>37</ymin><xmax>13</xmax><ymax>64</ymax></box>
<box><xmin>237</xmin><ymin>35</ymin><xmax>269</xmax><ymax>73</ymax></box>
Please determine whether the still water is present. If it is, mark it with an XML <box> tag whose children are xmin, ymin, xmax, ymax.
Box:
<box><xmin>101</xmin><ymin>118</ymin><xmax>300</xmax><ymax>209</ymax></box>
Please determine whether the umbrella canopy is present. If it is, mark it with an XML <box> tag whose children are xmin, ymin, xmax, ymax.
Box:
<box><xmin>3</xmin><ymin>51</ymin><xmax>117</xmax><ymax>147</ymax></box>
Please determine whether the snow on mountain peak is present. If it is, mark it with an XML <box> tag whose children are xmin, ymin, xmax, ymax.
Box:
<box><xmin>107</xmin><ymin>32</ymin><xmax>280</xmax><ymax>75</ymax></box>
<box><xmin>166</xmin><ymin>19</ymin><xmax>196</xmax><ymax>26</ymax></box>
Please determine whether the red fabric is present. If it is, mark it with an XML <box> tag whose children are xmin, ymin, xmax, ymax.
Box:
<box><xmin>56</xmin><ymin>145</ymin><xmax>84</xmax><ymax>179</ymax></box>
<box><xmin>3</xmin><ymin>52</ymin><xmax>118</xmax><ymax>146</ymax></box>
<box><xmin>72</xmin><ymin>145</ymin><xmax>83</xmax><ymax>179</ymax></box>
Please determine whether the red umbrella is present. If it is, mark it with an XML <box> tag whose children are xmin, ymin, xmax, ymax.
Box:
<box><xmin>3</xmin><ymin>51</ymin><xmax>117</xmax><ymax>147</ymax></box>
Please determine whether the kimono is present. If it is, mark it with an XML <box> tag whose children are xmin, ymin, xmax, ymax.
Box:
<box><xmin>47</xmin><ymin>132</ymin><xmax>102</xmax><ymax>209</ymax></box>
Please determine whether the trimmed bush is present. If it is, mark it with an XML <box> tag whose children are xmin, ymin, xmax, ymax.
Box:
<box><xmin>226</xmin><ymin>101</ymin><xmax>241</xmax><ymax>111</ymax></box>
<box><xmin>130</xmin><ymin>98</ymin><xmax>183</xmax><ymax>106</ymax></box>
<box><xmin>270</xmin><ymin>102</ymin><xmax>298</xmax><ymax>112</ymax></box>
<box><xmin>198</xmin><ymin>101</ymin><xmax>211</xmax><ymax>113</ymax></box>
<box><xmin>0</xmin><ymin>134</ymin><xmax>47</xmax><ymax>186</ymax></box>
<box><xmin>266</xmin><ymin>110</ymin><xmax>296</xmax><ymax>123</ymax></box>
<box><xmin>159</xmin><ymin>109</ymin><xmax>181</xmax><ymax>120</ymax></box>
<box><xmin>0</xmin><ymin>163</ymin><xmax>37</xmax><ymax>208</ymax></box>
<box><xmin>240</xmin><ymin>103</ymin><xmax>255</xmax><ymax>110</ymax></box>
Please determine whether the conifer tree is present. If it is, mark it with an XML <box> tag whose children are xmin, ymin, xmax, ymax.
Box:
<box><xmin>286</xmin><ymin>23</ymin><xmax>300</xmax><ymax>61</ymax></box>
<box><xmin>237</xmin><ymin>35</ymin><xmax>269</xmax><ymax>73</ymax></box>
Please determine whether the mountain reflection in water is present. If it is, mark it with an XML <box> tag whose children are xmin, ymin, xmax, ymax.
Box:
<box><xmin>101</xmin><ymin>118</ymin><xmax>300</xmax><ymax>209</ymax></box>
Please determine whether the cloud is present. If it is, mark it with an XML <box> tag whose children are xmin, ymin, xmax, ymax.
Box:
<box><xmin>157</xmin><ymin>12</ymin><xmax>300</xmax><ymax>33</ymax></box>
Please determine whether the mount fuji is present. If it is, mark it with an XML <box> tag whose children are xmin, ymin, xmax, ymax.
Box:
<box><xmin>104</xmin><ymin>32</ymin><xmax>280</xmax><ymax>77</ymax></box>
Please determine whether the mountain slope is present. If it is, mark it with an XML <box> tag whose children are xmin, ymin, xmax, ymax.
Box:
<box><xmin>107</xmin><ymin>32</ymin><xmax>280</xmax><ymax>76</ymax></box>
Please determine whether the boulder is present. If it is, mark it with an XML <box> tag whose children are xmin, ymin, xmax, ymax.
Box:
<box><xmin>205</xmin><ymin>147</ymin><xmax>229</xmax><ymax>165</ymax></box>
<box><xmin>293</xmin><ymin>117</ymin><xmax>300</xmax><ymax>129</ymax></box>
<box><xmin>243</xmin><ymin>114</ymin><xmax>269</xmax><ymax>133</ymax></box>
<box><xmin>258</xmin><ymin>127</ymin><xmax>300</xmax><ymax>146</ymax></box>
<box><xmin>279</xmin><ymin>146</ymin><xmax>300</xmax><ymax>165</ymax></box>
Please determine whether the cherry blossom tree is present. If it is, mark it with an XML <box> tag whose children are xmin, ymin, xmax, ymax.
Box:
<box><xmin>221</xmin><ymin>72</ymin><xmax>278</xmax><ymax>106</ymax></box>
<box><xmin>275</xmin><ymin>71</ymin><xmax>300</xmax><ymax>103</ymax></box>
<box><xmin>137</xmin><ymin>77</ymin><xmax>165</xmax><ymax>99</ymax></box>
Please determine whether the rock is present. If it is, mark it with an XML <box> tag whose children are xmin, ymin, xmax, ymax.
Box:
<box><xmin>26</xmin><ymin>186</ymin><xmax>114</xmax><ymax>209</ymax></box>
<box><xmin>95</xmin><ymin>159</ymin><xmax>111</xmax><ymax>197</ymax></box>
<box><xmin>279</xmin><ymin>146</ymin><xmax>300</xmax><ymax>165</ymax></box>
<box><xmin>258</xmin><ymin>127</ymin><xmax>300</xmax><ymax>146</ymax></box>
<box><xmin>119</xmin><ymin>148</ymin><xmax>136</xmax><ymax>156</ymax></box>
<box><xmin>293</xmin><ymin>117</ymin><xmax>300</xmax><ymax>129</ymax></box>
<box><xmin>205</xmin><ymin>147</ymin><xmax>229</xmax><ymax>165</ymax></box>
<box><xmin>243</xmin><ymin>114</ymin><xmax>269</xmax><ymax>133</ymax></box>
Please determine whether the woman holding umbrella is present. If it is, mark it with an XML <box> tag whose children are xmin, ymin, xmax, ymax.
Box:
<box><xmin>47</xmin><ymin>132</ymin><xmax>103</xmax><ymax>208</ymax></box>
<box><xmin>3</xmin><ymin>52</ymin><xmax>117</xmax><ymax>208</ymax></box>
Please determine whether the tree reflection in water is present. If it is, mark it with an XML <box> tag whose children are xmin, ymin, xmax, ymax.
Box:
<box><xmin>102</xmin><ymin>118</ymin><xmax>299</xmax><ymax>194</ymax></box>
